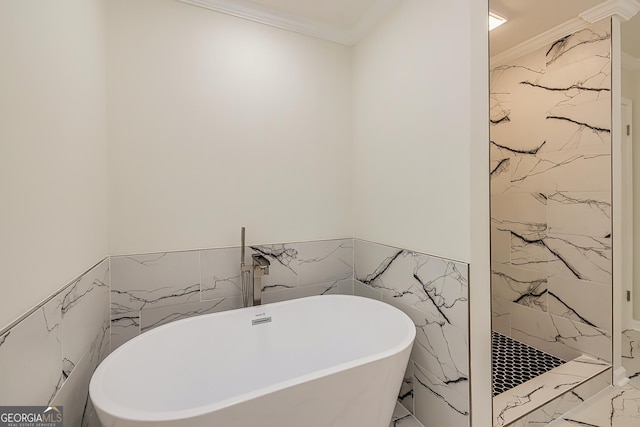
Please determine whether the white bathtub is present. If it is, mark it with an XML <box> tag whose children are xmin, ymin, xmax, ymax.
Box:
<box><xmin>90</xmin><ymin>295</ymin><xmax>415</xmax><ymax>427</ymax></box>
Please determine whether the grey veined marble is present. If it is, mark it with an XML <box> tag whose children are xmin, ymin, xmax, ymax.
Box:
<box><xmin>489</xmin><ymin>18</ymin><xmax>612</xmax><ymax>364</ymax></box>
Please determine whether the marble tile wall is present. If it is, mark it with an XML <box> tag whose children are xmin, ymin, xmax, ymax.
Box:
<box><xmin>354</xmin><ymin>239</ymin><xmax>470</xmax><ymax>427</ymax></box>
<box><xmin>110</xmin><ymin>238</ymin><xmax>354</xmax><ymax>350</ymax></box>
<box><xmin>490</xmin><ymin>20</ymin><xmax>613</xmax><ymax>363</ymax></box>
<box><xmin>0</xmin><ymin>259</ymin><xmax>110</xmax><ymax>426</ymax></box>
<box><xmin>3</xmin><ymin>237</ymin><xmax>464</xmax><ymax>427</ymax></box>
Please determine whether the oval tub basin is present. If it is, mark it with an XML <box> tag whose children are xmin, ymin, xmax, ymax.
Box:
<box><xmin>90</xmin><ymin>294</ymin><xmax>415</xmax><ymax>427</ymax></box>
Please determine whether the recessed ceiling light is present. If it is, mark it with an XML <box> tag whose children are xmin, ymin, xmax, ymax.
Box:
<box><xmin>489</xmin><ymin>12</ymin><xmax>507</xmax><ymax>31</ymax></box>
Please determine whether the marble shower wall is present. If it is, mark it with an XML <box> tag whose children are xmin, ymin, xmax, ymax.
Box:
<box><xmin>0</xmin><ymin>259</ymin><xmax>110</xmax><ymax>426</ymax></box>
<box><xmin>490</xmin><ymin>20</ymin><xmax>612</xmax><ymax>362</ymax></box>
<box><xmin>110</xmin><ymin>238</ymin><xmax>354</xmax><ymax>350</ymax></box>
<box><xmin>353</xmin><ymin>239</ymin><xmax>470</xmax><ymax>427</ymax></box>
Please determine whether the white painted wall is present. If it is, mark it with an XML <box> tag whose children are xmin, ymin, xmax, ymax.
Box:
<box><xmin>0</xmin><ymin>0</ymin><xmax>108</xmax><ymax>330</ymax></box>
<box><xmin>352</xmin><ymin>0</ymin><xmax>472</xmax><ymax>262</ymax></box>
<box><xmin>107</xmin><ymin>0</ymin><xmax>353</xmax><ymax>255</ymax></box>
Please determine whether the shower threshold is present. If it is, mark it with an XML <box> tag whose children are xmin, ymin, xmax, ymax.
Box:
<box><xmin>492</xmin><ymin>333</ymin><xmax>611</xmax><ymax>426</ymax></box>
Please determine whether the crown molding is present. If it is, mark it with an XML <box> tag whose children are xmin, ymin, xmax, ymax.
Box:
<box><xmin>579</xmin><ymin>0</ymin><xmax>640</xmax><ymax>23</ymax></box>
<box><xmin>490</xmin><ymin>17</ymin><xmax>588</xmax><ymax>67</ymax></box>
<box><xmin>176</xmin><ymin>0</ymin><xmax>400</xmax><ymax>46</ymax></box>
<box><xmin>491</xmin><ymin>0</ymin><xmax>640</xmax><ymax>67</ymax></box>
<box><xmin>622</xmin><ymin>52</ymin><xmax>640</xmax><ymax>70</ymax></box>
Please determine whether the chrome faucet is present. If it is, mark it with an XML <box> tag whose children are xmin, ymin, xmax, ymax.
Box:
<box><xmin>239</xmin><ymin>227</ymin><xmax>271</xmax><ymax>307</ymax></box>
<box><xmin>251</xmin><ymin>254</ymin><xmax>270</xmax><ymax>306</ymax></box>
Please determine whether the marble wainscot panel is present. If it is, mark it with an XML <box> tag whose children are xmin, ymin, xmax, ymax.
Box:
<box><xmin>60</xmin><ymin>260</ymin><xmax>110</xmax><ymax>377</ymax></box>
<box><xmin>414</xmin><ymin>362</ymin><xmax>469</xmax><ymax>427</ymax></box>
<box><xmin>0</xmin><ymin>259</ymin><xmax>110</xmax><ymax>426</ymax></box>
<box><xmin>110</xmin><ymin>239</ymin><xmax>354</xmax><ymax>350</ymax></box>
<box><xmin>110</xmin><ymin>251</ymin><xmax>201</xmax><ymax>315</ymax></box>
<box><xmin>110</xmin><ymin>249</ymin><xmax>242</xmax><ymax>350</ymax></box>
<box><xmin>200</xmin><ymin>246</ymin><xmax>244</xmax><ymax>301</ymax></box>
<box><xmin>110</xmin><ymin>251</ymin><xmax>205</xmax><ymax>351</ymax></box>
<box><xmin>0</xmin><ymin>296</ymin><xmax>63</xmax><ymax>405</ymax></box>
<box><xmin>354</xmin><ymin>240</ymin><xmax>468</xmax><ymax>330</ymax></box>
<box><xmin>493</xmin><ymin>356</ymin><xmax>610</xmax><ymax>427</ymax></box>
<box><xmin>354</xmin><ymin>239</ymin><xmax>469</xmax><ymax>427</ymax></box>
<box><xmin>249</xmin><ymin>238</ymin><xmax>353</xmax><ymax>293</ymax></box>
<box><xmin>490</xmin><ymin>19</ymin><xmax>612</xmax><ymax>365</ymax></box>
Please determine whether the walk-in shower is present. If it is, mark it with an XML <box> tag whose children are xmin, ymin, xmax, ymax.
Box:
<box><xmin>489</xmin><ymin>0</ymin><xmax>613</xmax><ymax>412</ymax></box>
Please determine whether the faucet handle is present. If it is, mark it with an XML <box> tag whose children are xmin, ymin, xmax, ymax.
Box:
<box><xmin>252</xmin><ymin>254</ymin><xmax>270</xmax><ymax>267</ymax></box>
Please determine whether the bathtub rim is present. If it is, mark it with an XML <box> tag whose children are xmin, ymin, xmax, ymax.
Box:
<box><xmin>90</xmin><ymin>294</ymin><xmax>416</xmax><ymax>423</ymax></box>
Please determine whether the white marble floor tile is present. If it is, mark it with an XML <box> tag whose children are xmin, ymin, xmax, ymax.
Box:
<box><xmin>558</xmin><ymin>383</ymin><xmax>640</xmax><ymax>426</ymax></box>
<box><xmin>622</xmin><ymin>329</ymin><xmax>640</xmax><ymax>387</ymax></box>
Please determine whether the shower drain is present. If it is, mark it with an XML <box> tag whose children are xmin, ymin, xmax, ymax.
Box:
<box><xmin>492</xmin><ymin>332</ymin><xmax>566</xmax><ymax>396</ymax></box>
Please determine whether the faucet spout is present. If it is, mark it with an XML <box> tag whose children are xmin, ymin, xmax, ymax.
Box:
<box><xmin>251</xmin><ymin>254</ymin><xmax>270</xmax><ymax>306</ymax></box>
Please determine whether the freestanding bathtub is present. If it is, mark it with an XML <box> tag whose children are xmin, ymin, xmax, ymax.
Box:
<box><xmin>90</xmin><ymin>295</ymin><xmax>415</xmax><ymax>427</ymax></box>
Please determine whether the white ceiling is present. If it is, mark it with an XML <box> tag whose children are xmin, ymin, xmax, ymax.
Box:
<box><xmin>244</xmin><ymin>0</ymin><xmax>379</xmax><ymax>30</ymax></box>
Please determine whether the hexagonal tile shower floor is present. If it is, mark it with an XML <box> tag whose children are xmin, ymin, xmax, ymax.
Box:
<box><xmin>492</xmin><ymin>332</ymin><xmax>566</xmax><ymax>396</ymax></box>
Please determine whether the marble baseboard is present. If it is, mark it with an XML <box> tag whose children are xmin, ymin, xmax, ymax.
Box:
<box><xmin>0</xmin><ymin>258</ymin><xmax>110</xmax><ymax>425</ymax></box>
